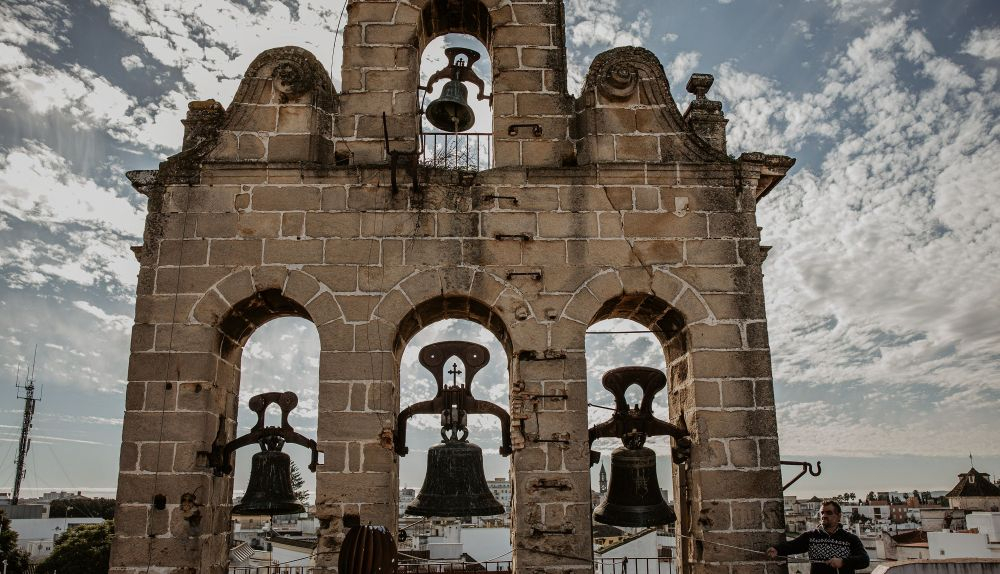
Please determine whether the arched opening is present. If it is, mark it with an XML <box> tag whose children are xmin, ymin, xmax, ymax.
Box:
<box><xmin>230</xmin><ymin>317</ymin><xmax>320</xmax><ymax>555</ymax></box>
<box><xmin>419</xmin><ymin>34</ymin><xmax>494</xmax><ymax>170</ymax></box>
<box><xmin>395</xmin><ymin>317</ymin><xmax>513</xmax><ymax>570</ymax></box>
<box><xmin>211</xmin><ymin>289</ymin><xmax>321</xmax><ymax>567</ymax></box>
<box><xmin>417</xmin><ymin>0</ymin><xmax>494</xmax><ymax>170</ymax></box>
<box><xmin>585</xmin><ymin>294</ymin><xmax>690</xmax><ymax>573</ymax></box>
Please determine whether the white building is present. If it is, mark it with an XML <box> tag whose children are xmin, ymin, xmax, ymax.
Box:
<box><xmin>928</xmin><ymin>512</ymin><xmax>1000</xmax><ymax>560</ymax></box>
<box><xmin>593</xmin><ymin>528</ymin><xmax>673</xmax><ymax>574</ymax></box>
<box><xmin>487</xmin><ymin>477</ymin><xmax>511</xmax><ymax>513</ymax></box>
<box><xmin>399</xmin><ymin>487</ymin><xmax>416</xmax><ymax>516</ymax></box>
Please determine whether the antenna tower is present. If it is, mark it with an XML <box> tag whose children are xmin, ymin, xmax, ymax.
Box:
<box><xmin>12</xmin><ymin>347</ymin><xmax>41</xmax><ymax>505</ymax></box>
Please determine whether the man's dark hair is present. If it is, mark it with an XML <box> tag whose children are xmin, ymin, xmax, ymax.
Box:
<box><xmin>821</xmin><ymin>500</ymin><xmax>842</xmax><ymax>514</ymax></box>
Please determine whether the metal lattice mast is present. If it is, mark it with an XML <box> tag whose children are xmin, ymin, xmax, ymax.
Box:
<box><xmin>12</xmin><ymin>349</ymin><xmax>40</xmax><ymax>505</ymax></box>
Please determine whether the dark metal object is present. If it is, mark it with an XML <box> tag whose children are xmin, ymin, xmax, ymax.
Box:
<box><xmin>595</xmin><ymin>446</ymin><xmax>675</xmax><ymax>527</ymax></box>
<box><xmin>507</xmin><ymin>124</ymin><xmax>543</xmax><ymax>137</ymax></box>
<box><xmin>781</xmin><ymin>460</ymin><xmax>822</xmax><ymax>491</ymax></box>
<box><xmin>496</xmin><ymin>234</ymin><xmax>532</xmax><ymax>241</ymax></box>
<box><xmin>518</xmin><ymin>349</ymin><xmax>566</xmax><ymax>361</ymax></box>
<box><xmin>395</xmin><ymin>341</ymin><xmax>512</xmax><ymax>517</ymax></box>
<box><xmin>12</xmin><ymin>353</ymin><xmax>41</xmax><ymax>505</ymax></box>
<box><xmin>339</xmin><ymin>524</ymin><xmax>396</xmax><ymax>574</ymax></box>
<box><xmin>210</xmin><ymin>392</ymin><xmax>319</xmax><ymax>516</ymax></box>
<box><xmin>420</xmin><ymin>132</ymin><xmax>492</xmax><ymax>171</ymax></box>
<box><xmin>427</xmin><ymin>80</ymin><xmax>475</xmax><ymax>133</ymax></box>
<box><xmin>424</xmin><ymin>48</ymin><xmax>488</xmax><ymax>133</ymax></box>
<box><xmin>424</xmin><ymin>48</ymin><xmax>489</xmax><ymax>101</ymax></box>
<box><xmin>233</xmin><ymin>439</ymin><xmax>304</xmax><ymax>516</ymax></box>
<box><xmin>383</xmin><ymin>112</ymin><xmax>421</xmax><ymax>195</ymax></box>
<box><xmin>483</xmin><ymin>194</ymin><xmax>518</xmax><ymax>204</ymax></box>
<box><xmin>407</xmin><ymin>440</ymin><xmax>504</xmax><ymax>517</ymax></box>
<box><xmin>588</xmin><ymin>367</ymin><xmax>691</xmax><ymax>528</ymax></box>
<box><xmin>506</xmin><ymin>271</ymin><xmax>542</xmax><ymax>280</ymax></box>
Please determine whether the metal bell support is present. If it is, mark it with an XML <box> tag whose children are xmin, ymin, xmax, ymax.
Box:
<box><xmin>589</xmin><ymin>367</ymin><xmax>691</xmax><ymax>528</ymax></box>
<box><xmin>210</xmin><ymin>391</ymin><xmax>319</xmax><ymax>517</ymax></box>
<box><xmin>422</xmin><ymin>47</ymin><xmax>490</xmax><ymax>133</ymax></box>
<box><xmin>396</xmin><ymin>341</ymin><xmax>512</xmax><ymax>517</ymax></box>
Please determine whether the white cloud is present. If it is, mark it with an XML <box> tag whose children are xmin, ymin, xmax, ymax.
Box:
<box><xmin>0</xmin><ymin>142</ymin><xmax>143</xmax><ymax>292</ymax></box>
<box><xmin>962</xmin><ymin>27</ymin><xmax>1000</xmax><ymax>60</ymax></box>
<box><xmin>563</xmin><ymin>1</ymin><xmax>655</xmax><ymax>93</ymax></box>
<box><xmin>0</xmin><ymin>1</ymin><xmax>71</xmax><ymax>52</ymax></box>
<box><xmin>733</xmin><ymin>17</ymin><xmax>1000</xmax><ymax>457</ymax></box>
<box><xmin>791</xmin><ymin>19</ymin><xmax>813</xmax><ymax>41</ymax></box>
<box><xmin>0</xmin><ymin>43</ymin><xmax>28</xmax><ymax>69</ymax></box>
<box><xmin>98</xmin><ymin>0</ymin><xmax>343</xmax><ymax>97</ymax></box>
<box><xmin>0</xmin><ymin>142</ymin><xmax>144</xmax><ymax>236</ymax></box>
<box><xmin>662</xmin><ymin>32</ymin><xmax>679</xmax><ymax>43</ymax></box>
<box><xmin>778</xmin><ymin>400</ymin><xmax>1000</xmax><ymax>458</ymax></box>
<box><xmin>120</xmin><ymin>54</ymin><xmax>144</xmax><ymax>70</ymax></box>
<box><xmin>667</xmin><ymin>51</ymin><xmax>701</xmax><ymax>87</ymax></box>
<box><xmin>73</xmin><ymin>301</ymin><xmax>133</xmax><ymax>333</ymax></box>
<box><xmin>827</xmin><ymin>0</ymin><xmax>895</xmax><ymax>22</ymax></box>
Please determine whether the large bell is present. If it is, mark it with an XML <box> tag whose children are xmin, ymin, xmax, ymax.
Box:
<box><xmin>233</xmin><ymin>442</ymin><xmax>305</xmax><ymax>516</ymax></box>
<box><xmin>426</xmin><ymin>80</ymin><xmax>475</xmax><ymax>133</ymax></box>
<box><xmin>406</xmin><ymin>439</ymin><xmax>504</xmax><ymax>517</ymax></box>
<box><xmin>594</xmin><ymin>445</ymin><xmax>675</xmax><ymax>527</ymax></box>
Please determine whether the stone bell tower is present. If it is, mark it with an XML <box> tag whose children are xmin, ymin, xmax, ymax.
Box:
<box><xmin>110</xmin><ymin>1</ymin><xmax>794</xmax><ymax>573</ymax></box>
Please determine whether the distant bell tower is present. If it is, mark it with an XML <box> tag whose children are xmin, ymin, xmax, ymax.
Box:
<box><xmin>599</xmin><ymin>462</ymin><xmax>608</xmax><ymax>494</ymax></box>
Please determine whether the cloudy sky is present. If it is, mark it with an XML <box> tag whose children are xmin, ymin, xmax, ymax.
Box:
<box><xmin>0</xmin><ymin>0</ymin><xmax>998</xmax><ymax>504</ymax></box>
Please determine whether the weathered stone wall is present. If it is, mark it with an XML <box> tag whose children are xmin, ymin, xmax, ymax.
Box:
<box><xmin>110</xmin><ymin>1</ymin><xmax>795</xmax><ymax>573</ymax></box>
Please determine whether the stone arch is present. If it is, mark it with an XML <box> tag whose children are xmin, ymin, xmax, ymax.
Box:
<box><xmin>415</xmin><ymin>0</ymin><xmax>496</xmax><ymax>50</ymax></box>
<box><xmin>370</xmin><ymin>267</ymin><xmax>526</xmax><ymax>355</ymax></box>
<box><xmin>560</xmin><ymin>268</ymin><xmax>712</xmax><ymax>358</ymax></box>
<box><xmin>190</xmin><ymin>267</ymin><xmax>337</xmax><ymax>356</ymax></box>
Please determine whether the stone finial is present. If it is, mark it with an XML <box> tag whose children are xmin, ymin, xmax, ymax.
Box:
<box><xmin>685</xmin><ymin>73</ymin><xmax>715</xmax><ymax>99</ymax></box>
<box><xmin>682</xmin><ymin>73</ymin><xmax>727</xmax><ymax>154</ymax></box>
<box><xmin>181</xmin><ymin>99</ymin><xmax>225</xmax><ymax>151</ymax></box>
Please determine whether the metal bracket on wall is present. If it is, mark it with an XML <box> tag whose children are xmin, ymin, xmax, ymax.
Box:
<box><xmin>483</xmin><ymin>194</ymin><xmax>518</xmax><ymax>204</ymax></box>
<box><xmin>780</xmin><ymin>460</ymin><xmax>822</xmax><ymax>491</ymax></box>
<box><xmin>518</xmin><ymin>349</ymin><xmax>567</xmax><ymax>361</ymax></box>
<box><xmin>507</xmin><ymin>124</ymin><xmax>543</xmax><ymax>137</ymax></box>
<box><xmin>383</xmin><ymin>112</ymin><xmax>421</xmax><ymax>196</ymax></box>
<box><xmin>531</xmin><ymin>526</ymin><xmax>575</xmax><ymax>535</ymax></box>
<box><xmin>506</xmin><ymin>271</ymin><xmax>542</xmax><ymax>280</ymax></box>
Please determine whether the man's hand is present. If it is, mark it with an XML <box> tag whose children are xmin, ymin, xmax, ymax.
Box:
<box><xmin>766</xmin><ymin>547</ymin><xmax>779</xmax><ymax>558</ymax></box>
<box><xmin>827</xmin><ymin>558</ymin><xmax>845</xmax><ymax>568</ymax></box>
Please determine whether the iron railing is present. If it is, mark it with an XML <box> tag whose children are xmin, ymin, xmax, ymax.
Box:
<box><xmin>227</xmin><ymin>557</ymin><xmax>671</xmax><ymax>573</ymax></box>
<box><xmin>419</xmin><ymin>132</ymin><xmax>493</xmax><ymax>171</ymax></box>
<box><xmin>396</xmin><ymin>560</ymin><xmax>512</xmax><ymax>572</ymax></box>
<box><xmin>594</xmin><ymin>557</ymin><xmax>675</xmax><ymax>574</ymax></box>
<box><xmin>228</xmin><ymin>568</ymin><xmax>308</xmax><ymax>574</ymax></box>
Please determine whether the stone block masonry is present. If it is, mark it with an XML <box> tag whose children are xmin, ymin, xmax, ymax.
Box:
<box><xmin>111</xmin><ymin>1</ymin><xmax>795</xmax><ymax>573</ymax></box>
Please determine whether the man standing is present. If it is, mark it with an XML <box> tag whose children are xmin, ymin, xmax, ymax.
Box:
<box><xmin>767</xmin><ymin>500</ymin><xmax>870</xmax><ymax>574</ymax></box>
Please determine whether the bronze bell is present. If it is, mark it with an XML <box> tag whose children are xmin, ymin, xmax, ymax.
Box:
<box><xmin>426</xmin><ymin>79</ymin><xmax>475</xmax><ymax>133</ymax></box>
<box><xmin>594</xmin><ymin>445</ymin><xmax>675</xmax><ymax>527</ymax></box>
<box><xmin>232</xmin><ymin>436</ymin><xmax>305</xmax><ymax>516</ymax></box>
<box><xmin>396</xmin><ymin>341</ymin><xmax>513</xmax><ymax>518</ymax></box>
<box><xmin>406</xmin><ymin>437</ymin><xmax>504</xmax><ymax>517</ymax></box>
